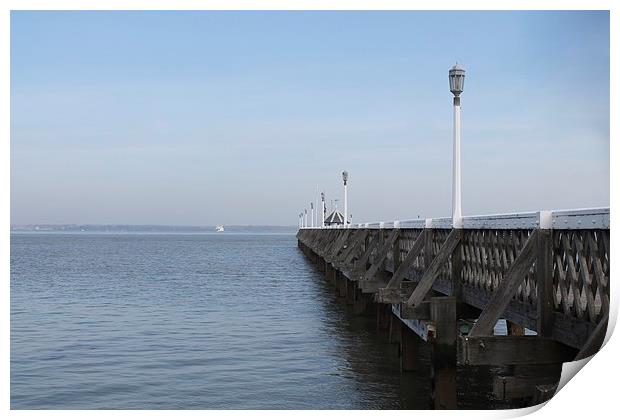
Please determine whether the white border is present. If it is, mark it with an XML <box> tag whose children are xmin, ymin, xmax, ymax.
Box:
<box><xmin>3</xmin><ymin>2</ymin><xmax>616</xmax><ymax>420</ymax></box>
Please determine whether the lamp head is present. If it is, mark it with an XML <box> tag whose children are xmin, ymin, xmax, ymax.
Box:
<box><xmin>342</xmin><ymin>170</ymin><xmax>349</xmax><ymax>185</ymax></box>
<box><xmin>449</xmin><ymin>63</ymin><xmax>465</xmax><ymax>97</ymax></box>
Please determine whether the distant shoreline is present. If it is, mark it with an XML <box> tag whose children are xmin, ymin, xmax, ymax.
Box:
<box><xmin>10</xmin><ymin>224</ymin><xmax>298</xmax><ymax>234</ymax></box>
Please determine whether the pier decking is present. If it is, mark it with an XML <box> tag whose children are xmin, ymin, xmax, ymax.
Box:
<box><xmin>297</xmin><ymin>207</ymin><xmax>609</xmax><ymax>408</ymax></box>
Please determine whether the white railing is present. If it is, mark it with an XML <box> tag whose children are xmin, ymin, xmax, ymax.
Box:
<box><xmin>300</xmin><ymin>207</ymin><xmax>609</xmax><ymax>230</ymax></box>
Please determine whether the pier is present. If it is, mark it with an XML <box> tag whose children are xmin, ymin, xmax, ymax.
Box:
<box><xmin>297</xmin><ymin>207</ymin><xmax>609</xmax><ymax>409</ymax></box>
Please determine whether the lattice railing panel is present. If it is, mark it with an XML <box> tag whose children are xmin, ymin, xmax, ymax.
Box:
<box><xmin>431</xmin><ymin>229</ymin><xmax>453</xmax><ymax>281</ymax></box>
<box><xmin>461</xmin><ymin>229</ymin><xmax>537</xmax><ymax>306</ymax></box>
<box><xmin>552</xmin><ymin>229</ymin><xmax>610</xmax><ymax>323</ymax></box>
<box><xmin>397</xmin><ymin>229</ymin><xmax>424</xmax><ymax>271</ymax></box>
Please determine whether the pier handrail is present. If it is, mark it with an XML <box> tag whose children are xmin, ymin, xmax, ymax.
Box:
<box><xmin>301</xmin><ymin>207</ymin><xmax>609</xmax><ymax>230</ymax></box>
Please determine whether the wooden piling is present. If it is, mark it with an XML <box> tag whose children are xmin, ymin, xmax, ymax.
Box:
<box><xmin>353</xmin><ymin>286</ymin><xmax>369</xmax><ymax>315</ymax></box>
<box><xmin>430</xmin><ymin>296</ymin><xmax>457</xmax><ymax>409</ymax></box>
<box><xmin>376</xmin><ymin>303</ymin><xmax>391</xmax><ymax>332</ymax></box>
<box><xmin>401</xmin><ymin>324</ymin><xmax>422</xmax><ymax>372</ymax></box>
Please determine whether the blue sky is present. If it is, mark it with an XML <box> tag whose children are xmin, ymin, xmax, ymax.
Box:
<box><xmin>11</xmin><ymin>11</ymin><xmax>609</xmax><ymax>225</ymax></box>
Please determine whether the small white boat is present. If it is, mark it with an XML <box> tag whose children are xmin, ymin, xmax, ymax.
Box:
<box><xmin>215</xmin><ymin>225</ymin><xmax>225</xmax><ymax>232</ymax></box>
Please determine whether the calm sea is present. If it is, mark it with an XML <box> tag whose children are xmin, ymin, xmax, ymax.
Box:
<box><xmin>11</xmin><ymin>232</ymin><xmax>432</xmax><ymax>409</ymax></box>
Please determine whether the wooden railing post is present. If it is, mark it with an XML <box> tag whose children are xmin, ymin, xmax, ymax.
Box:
<box><xmin>393</xmin><ymin>228</ymin><xmax>401</xmax><ymax>271</ymax></box>
<box><xmin>537</xmin><ymin>223</ymin><xmax>554</xmax><ymax>337</ymax></box>
<box><xmin>425</xmin><ymin>222</ymin><xmax>434</xmax><ymax>271</ymax></box>
<box><xmin>451</xmin><ymin>229</ymin><xmax>463</xmax><ymax>315</ymax></box>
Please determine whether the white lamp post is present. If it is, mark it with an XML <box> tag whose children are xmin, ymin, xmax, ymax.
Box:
<box><xmin>449</xmin><ymin>64</ymin><xmax>465</xmax><ymax>228</ymax></box>
<box><xmin>304</xmin><ymin>209</ymin><xmax>307</xmax><ymax>228</ymax></box>
<box><xmin>320</xmin><ymin>192</ymin><xmax>325</xmax><ymax>227</ymax></box>
<box><xmin>342</xmin><ymin>171</ymin><xmax>349</xmax><ymax>227</ymax></box>
<box><xmin>310</xmin><ymin>202</ymin><xmax>314</xmax><ymax>228</ymax></box>
<box><xmin>315</xmin><ymin>185</ymin><xmax>319</xmax><ymax>229</ymax></box>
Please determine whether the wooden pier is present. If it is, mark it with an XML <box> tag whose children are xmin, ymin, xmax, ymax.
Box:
<box><xmin>297</xmin><ymin>208</ymin><xmax>609</xmax><ymax>409</ymax></box>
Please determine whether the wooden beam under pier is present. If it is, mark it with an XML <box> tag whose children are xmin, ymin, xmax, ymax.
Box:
<box><xmin>406</xmin><ymin>229</ymin><xmax>462</xmax><ymax>308</ymax></box>
<box><xmin>457</xmin><ymin>336</ymin><xmax>576</xmax><ymax>366</ymax></box>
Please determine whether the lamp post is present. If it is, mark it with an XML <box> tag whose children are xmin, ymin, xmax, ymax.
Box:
<box><xmin>342</xmin><ymin>171</ymin><xmax>349</xmax><ymax>227</ymax></box>
<box><xmin>304</xmin><ymin>209</ymin><xmax>307</xmax><ymax>228</ymax></box>
<box><xmin>299</xmin><ymin>213</ymin><xmax>302</xmax><ymax>229</ymax></box>
<box><xmin>315</xmin><ymin>185</ymin><xmax>319</xmax><ymax>229</ymax></box>
<box><xmin>320</xmin><ymin>192</ymin><xmax>325</xmax><ymax>227</ymax></box>
<box><xmin>449</xmin><ymin>63</ymin><xmax>465</xmax><ymax>228</ymax></box>
<box><xmin>310</xmin><ymin>202</ymin><xmax>314</xmax><ymax>228</ymax></box>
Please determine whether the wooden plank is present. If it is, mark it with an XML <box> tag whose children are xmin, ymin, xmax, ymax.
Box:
<box><xmin>452</xmin><ymin>232</ymin><xmax>463</xmax><ymax>318</ymax></box>
<box><xmin>460</xmin><ymin>284</ymin><xmax>537</xmax><ymax>331</ymax></box>
<box><xmin>537</xmin><ymin>229</ymin><xmax>554</xmax><ymax>337</ymax></box>
<box><xmin>377</xmin><ymin>281</ymin><xmax>417</xmax><ymax>304</ymax></box>
<box><xmin>533</xmin><ymin>384</ymin><xmax>557</xmax><ymax>405</ymax></box>
<box><xmin>339</xmin><ymin>229</ymin><xmax>367</xmax><ymax>261</ymax></box>
<box><xmin>364</xmin><ymin>229</ymin><xmax>400</xmax><ymax>281</ymax></box>
<box><xmin>392</xmin><ymin>304</ymin><xmax>435</xmax><ymax>342</ymax></box>
<box><xmin>400</xmin><ymin>300</ymin><xmax>431</xmax><ymax>319</ymax></box>
<box><xmin>336</xmin><ymin>229</ymin><xmax>368</xmax><ymax>266</ymax></box>
<box><xmin>353</xmin><ymin>233</ymin><xmax>380</xmax><ymax>272</ymax></box>
<box><xmin>492</xmin><ymin>372</ymin><xmax>560</xmax><ymax>400</ymax></box>
<box><xmin>308</xmin><ymin>229</ymin><xmax>325</xmax><ymax>252</ymax></box>
<box><xmin>551</xmin><ymin>311</ymin><xmax>599</xmax><ymax>350</ymax></box>
<box><xmin>359</xmin><ymin>270</ymin><xmax>390</xmax><ymax>293</ymax></box>
<box><xmin>316</xmin><ymin>230</ymin><xmax>338</xmax><ymax>257</ymax></box>
<box><xmin>384</xmin><ymin>230</ymin><xmax>426</xmax><ymax>289</ymax></box>
<box><xmin>575</xmin><ymin>312</ymin><xmax>608</xmax><ymax>360</ymax></box>
<box><xmin>325</xmin><ymin>230</ymin><xmax>351</xmax><ymax>262</ymax></box>
<box><xmin>377</xmin><ymin>287</ymin><xmax>406</xmax><ymax>304</ymax></box>
<box><xmin>360</xmin><ymin>281</ymin><xmax>385</xmax><ymax>293</ymax></box>
<box><xmin>318</xmin><ymin>230</ymin><xmax>339</xmax><ymax>256</ymax></box>
<box><xmin>457</xmin><ymin>336</ymin><xmax>576</xmax><ymax>365</ymax></box>
<box><xmin>393</xmin><ymin>230</ymin><xmax>402</xmax><ymax>271</ymax></box>
<box><xmin>406</xmin><ymin>229</ymin><xmax>462</xmax><ymax>307</ymax></box>
<box><xmin>343</xmin><ymin>230</ymin><xmax>372</xmax><ymax>266</ymax></box>
<box><xmin>468</xmin><ymin>230</ymin><xmax>538</xmax><ymax>337</ymax></box>
<box><xmin>425</xmin><ymin>228</ymin><xmax>434</xmax><ymax>270</ymax></box>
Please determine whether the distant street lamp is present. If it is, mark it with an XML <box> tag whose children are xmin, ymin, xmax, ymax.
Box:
<box><xmin>320</xmin><ymin>192</ymin><xmax>326</xmax><ymax>227</ymax></box>
<box><xmin>449</xmin><ymin>63</ymin><xmax>465</xmax><ymax>228</ymax></box>
<box><xmin>310</xmin><ymin>202</ymin><xmax>315</xmax><ymax>228</ymax></box>
<box><xmin>315</xmin><ymin>185</ymin><xmax>320</xmax><ymax>230</ymax></box>
<box><xmin>304</xmin><ymin>208</ymin><xmax>308</xmax><ymax>228</ymax></box>
<box><xmin>299</xmin><ymin>213</ymin><xmax>303</xmax><ymax>228</ymax></box>
<box><xmin>342</xmin><ymin>171</ymin><xmax>349</xmax><ymax>227</ymax></box>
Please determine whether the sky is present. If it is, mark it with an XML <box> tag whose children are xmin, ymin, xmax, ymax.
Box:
<box><xmin>10</xmin><ymin>11</ymin><xmax>609</xmax><ymax>226</ymax></box>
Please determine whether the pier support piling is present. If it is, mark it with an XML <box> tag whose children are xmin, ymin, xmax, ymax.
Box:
<box><xmin>401</xmin><ymin>324</ymin><xmax>423</xmax><ymax>372</ymax></box>
<box><xmin>430</xmin><ymin>296</ymin><xmax>458</xmax><ymax>409</ymax></box>
<box><xmin>377</xmin><ymin>303</ymin><xmax>392</xmax><ymax>332</ymax></box>
<box><xmin>353</xmin><ymin>287</ymin><xmax>370</xmax><ymax>315</ymax></box>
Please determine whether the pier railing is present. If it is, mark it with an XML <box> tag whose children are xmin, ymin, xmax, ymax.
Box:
<box><xmin>298</xmin><ymin>207</ymin><xmax>609</xmax><ymax>352</ymax></box>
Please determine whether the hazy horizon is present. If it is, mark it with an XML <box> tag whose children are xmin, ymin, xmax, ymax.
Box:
<box><xmin>11</xmin><ymin>11</ymin><xmax>610</xmax><ymax>225</ymax></box>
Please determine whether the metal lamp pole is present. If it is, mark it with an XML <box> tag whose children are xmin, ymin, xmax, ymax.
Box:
<box><xmin>342</xmin><ymin>171</ymin><xmax>349</xmax><ymax>227</ymax></box>
<box><xmin>320</xmin><ymin>192</ymin><xmax>325</xmax><ymax>227</ymax></box>
<box><xmin>310</xmin><ymin>202</ymin><xmax>314</xmax><ymax>228</ymax></box>
<box><xmin>315</xmin><ymin>185</ymin><xmax>319</xmax><ymax>229</ymax></box>
<box><xmin>449</xmin><ymin>64</ymin><xmax>465</xmax><ymax>228</ymax></box>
